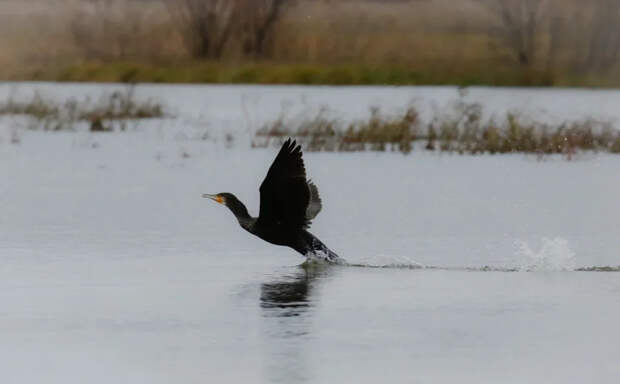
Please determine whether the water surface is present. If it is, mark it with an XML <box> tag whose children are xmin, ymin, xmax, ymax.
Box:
<box><xmin>1</xmin><ymin>84</ymin><xmax>619</xmax><ymax>383</ymax></box>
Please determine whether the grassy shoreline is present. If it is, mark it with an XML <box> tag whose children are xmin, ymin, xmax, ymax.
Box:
<box><xmin>6</xmin><ymin>60</ymin><xmax>612</xmax><ymax>88</ymax></box>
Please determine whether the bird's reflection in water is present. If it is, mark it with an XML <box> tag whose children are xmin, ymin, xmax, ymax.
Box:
<box><xmin>261</xmin><ymin>272</ymin><xmax>310</xmax><ymax>317</ymax></box>
<box><xmin>260</xmin><ymin>262</ymin><xmax>334</xmax><ymax>383</ymax></box>
<box><xmin>261</xmin><ymin>262</ymin><xmax>333</xmax><ymax>314</ymax></box>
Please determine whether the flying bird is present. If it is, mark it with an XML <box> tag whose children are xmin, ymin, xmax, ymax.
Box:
<box><xmin>203</xmin><ymin>139</ymin><xmax>339</xmax><ymax>261</ymax></box>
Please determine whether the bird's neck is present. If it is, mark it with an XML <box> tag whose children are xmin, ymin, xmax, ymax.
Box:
<box><xmin>227</xmin><ymin>201</ymin><xmax>253</xmax><ymax>230</ymax></box>
<box><xmin>238</xmin><ymin>216</ymin><xmax>255</xmax><ymax>232</ymax></box>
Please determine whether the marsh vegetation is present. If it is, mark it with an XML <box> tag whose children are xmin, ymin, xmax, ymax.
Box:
<box><xmin>0</xmin><ymin>87</ymin><xmax>165</xmax><ymax>131</ymax></box>
<box><xmin>254</xmin><ymin>99</ymin><xmax>620</xmax><ymax>157</ymax></box>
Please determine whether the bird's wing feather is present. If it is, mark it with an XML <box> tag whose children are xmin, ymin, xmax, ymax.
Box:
<box><xmin>305</xmin><ymin>180</ymin><xmax>322</xmax><ymax>220</ymax></box>
<box><xmin>258</xmin><ymin>139</ymin><xmax>314</xmax><ymax>229</ymax></box>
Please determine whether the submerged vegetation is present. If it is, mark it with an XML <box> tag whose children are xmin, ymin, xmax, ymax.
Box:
<box><xmin>2</xmin><ymin>85</ymin><xmax>619</xmax><ymax>158</ymax></box>
<box><xmin>0</xmin><ymin>87</ymin><xmax>166</xmax><ymax>131</ymax></box>
<box><xmin>253</xmin><ymin>99</ymin><xmax>620</xmax><ymax>157</ymax></box>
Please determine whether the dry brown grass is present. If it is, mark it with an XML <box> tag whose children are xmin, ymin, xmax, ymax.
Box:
<box><xmin>0</xmin><ymin>0</ymin><xmax>186</xmax><ymax>79</ymax></box>
<box><xmin>272</xmin><ymin>0</ymin><xmax>498</xmax><ymax>66</ymax></box>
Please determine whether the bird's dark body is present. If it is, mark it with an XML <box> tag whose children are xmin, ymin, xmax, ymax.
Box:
<box><xmin>206</xmin><ymin>139</ymin><xmax>339</xmax><ymax>261</ymax></box>
<box><xmin>252</xmin><ymin>221</ymin><xmax>298</xmax><ymax>248</ymax></box>
<box><xmin>252</xmin><ymin>224</ymin><xmax>332</xmax><ymax>258</ymax></box>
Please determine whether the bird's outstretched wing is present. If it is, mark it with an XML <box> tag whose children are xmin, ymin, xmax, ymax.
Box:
<box><xmin>258</xmin><ymin>139</ymin><xmax>320</xmax><ymax>229</ymax></box>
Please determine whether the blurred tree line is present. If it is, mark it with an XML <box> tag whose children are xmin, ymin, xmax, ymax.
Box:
<box><xmin>2</xmin><ymin>0</ymin><xmax>620</xmax><ymax>85</ymax></box>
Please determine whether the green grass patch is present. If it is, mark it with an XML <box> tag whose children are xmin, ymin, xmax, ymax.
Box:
<box><xmin>10</xmin><ymin>60</ymin><xmax>585</xmax><ymax>87</ymax></box>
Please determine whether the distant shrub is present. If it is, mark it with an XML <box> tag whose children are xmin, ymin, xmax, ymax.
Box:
<box><xmin>254</xmin><ymin>106</ymin><xmax>418</xmax><ymax>154</ymax></box>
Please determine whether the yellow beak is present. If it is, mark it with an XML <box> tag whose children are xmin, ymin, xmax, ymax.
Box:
<box><xmin>202</xmin><ymin>194</ymin><xmax>224</xmax><ymax>204</ymax></box>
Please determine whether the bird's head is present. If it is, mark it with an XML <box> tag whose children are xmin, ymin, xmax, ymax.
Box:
<box><xmin>202</xmin><ymin>192</ymin><xmax>250</xmax><ymax>220</ymax></box>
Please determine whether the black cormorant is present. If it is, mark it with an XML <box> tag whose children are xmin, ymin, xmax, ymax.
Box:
<box><xmin>203</xmin><ymin>139</ymin><xmax>339</xmax><ymax>261</ymax></box>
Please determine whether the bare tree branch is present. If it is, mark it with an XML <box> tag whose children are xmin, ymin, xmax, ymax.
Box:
<box><xmin>478</xmin><ymin>0</ymin><xmax>547</xmax><ymax>66</ymax></box>
<box><xmin>163</xmin><ymin>0</ymin><xmax>235</xmax><ymax>58</ymax></box>
<box><xmin>163</xmin><ymin>0</ymin><xmax>291</xmax><ymax>59</ymax></box>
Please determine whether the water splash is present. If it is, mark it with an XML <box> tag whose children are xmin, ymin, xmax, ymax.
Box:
<box><xmin>515</xmin><ymin>237</ymin><xmax>577</xmax><ymax>271</ymax></box>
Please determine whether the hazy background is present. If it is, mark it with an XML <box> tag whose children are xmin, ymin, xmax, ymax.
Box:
<box><xmin>2</xmin><ymin>0</ymin><xmax>620</xmax><ymax>86</ymax></box>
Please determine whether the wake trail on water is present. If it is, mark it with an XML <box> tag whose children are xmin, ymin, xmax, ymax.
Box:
<box><xmin>303</xmin><ymin>237</ymin><xmax>620</xmax><ymax>272</ymax></box>
<box><xmin>338</xmin><ymin>263</ymin><xmax>620</xmax><ymax>272</ymax></box>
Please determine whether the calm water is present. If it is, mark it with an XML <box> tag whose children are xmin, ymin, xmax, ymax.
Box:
<box><xmin>3</xmin><ymin>256</ymin><xmax>619</xmax><ymax>383</ymax></box>
<box><xmin>1</xmin><ymin>84</ymin><xmax>620</xmax><ymax>383</ymax></box>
